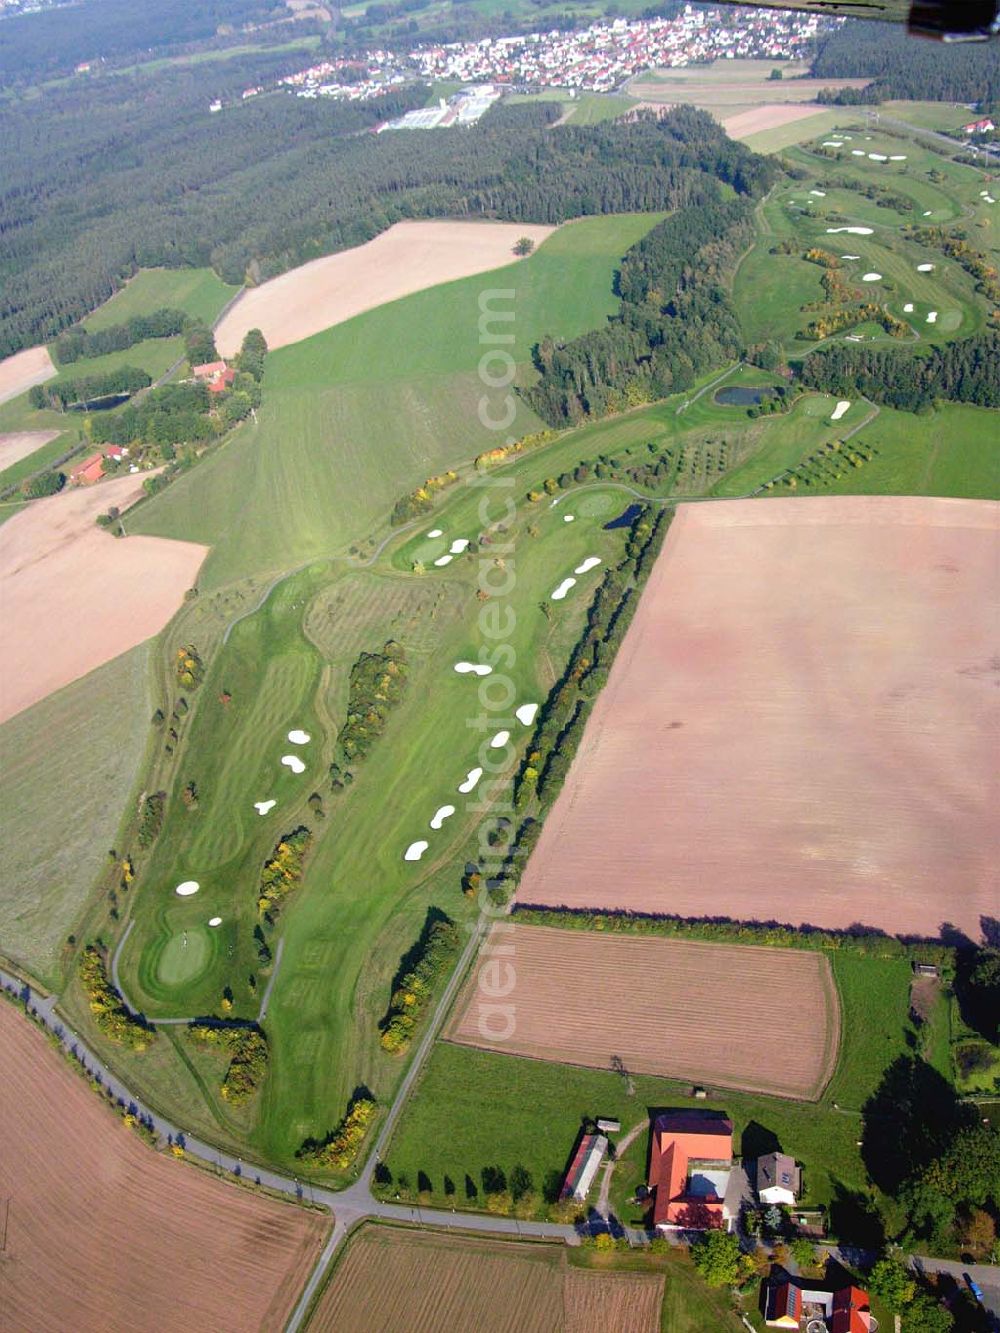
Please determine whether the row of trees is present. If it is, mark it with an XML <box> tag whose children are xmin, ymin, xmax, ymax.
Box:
<box><xmin>526</xmin><ymin>195</ymin><xmax>755</xmax><ymax>425</ymax></box>
<box><xmin>298</xmin><ymin>1093</ymin><xmax>378</xmax><ymax>1170</ymax></box>
<box><xmin>380</xmin><ymin>915</ymin><xmax>461</xmax><ymax>1053</ymax></box>
<box><xmin>797</xmin><ymin>332</ymin><xmax>1000</xmax><ymax>412</ymax></box>
<box><xmin>78</xmin><ymin>945</ymin><xmax>155</xmax><ymax>1050</ymax></box>
<box><xmin>53</xmin><ymin>308</ymin><xmax>187</xmax><ymax>365</ymax></box>
<box><xmin>257</xmin><ymin>827</ymin><xmax>313</xmax><ymax>923</ymax></box>
<box><xmin>330</xmin><ymin>641</ymin><xmax>408</xmax><ymax>786</ymax></box>
<box><xmin>29</xmin><ymin>365</ymin><xmax>151</xmax><ymax>411</ymax></box>
<box><xmin>1</xmin><ymin>89</ymin><xmax>771</xmax><ymax>355</ymax></box>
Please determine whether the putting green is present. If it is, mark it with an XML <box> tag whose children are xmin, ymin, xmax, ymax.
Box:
<box><xmin>577</xmin><ymin>491</ymin><xmax>615</xmax><ymax>516</ymax></box>
<box><xmin>157</xmin><ymin>928</ymin><xmax>212</xmax><ymax>988</ymax></box>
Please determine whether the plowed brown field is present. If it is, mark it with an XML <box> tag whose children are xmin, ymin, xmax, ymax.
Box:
<box><xmin>448</xmin><ymin>924</ymin><xmax>839</xmax><ymax>1100</ymax></box>
<box><xmin>310</xmin><ymin>1225</ymin><xmax>662</xmax><ymax>1333</ymax></box>
<box><xmin>0</xmin><ymin>1002</ymin><xmax>328</xmax><ymax>1332</ymax></box>
<box><xmin>516</xmin><ymin>496</ymin><xmax>1000</xmax><ymax>941</ymax></box>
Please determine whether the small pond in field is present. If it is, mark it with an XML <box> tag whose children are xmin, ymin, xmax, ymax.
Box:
<box><xmin>713</xmin><ymin>385</ymin><xmax>774</xmax><ymax>407</ymax></box>
<box><xmin>604</xmin><ymin>502</ymin><xmax>643</xmax><ymax>531</ymax></box>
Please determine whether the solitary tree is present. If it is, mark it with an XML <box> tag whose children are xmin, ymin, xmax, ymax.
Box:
<box><xmin>514</xmin><ymin>236</ymin><xmax>535</xmax><ymax>257</ymax></box>
<box><xmin>691</xmin><ymin>1230</ymin><xmax>747</xmax><ymax>1287</ymax></box>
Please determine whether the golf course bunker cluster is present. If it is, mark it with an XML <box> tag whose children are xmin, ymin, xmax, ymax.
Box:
<box><xmin>516</xmin><ymin>496</ymin><xmax>999</xmax><ymax>939</ymax></box>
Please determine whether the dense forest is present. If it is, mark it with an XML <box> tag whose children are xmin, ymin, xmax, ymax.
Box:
<box><xmin>0</xmin><ymin>84</ymin><xmax>769</xmax><ymax>356</ymax></box>
<box><xmin>0</xmin><ymin>0</ymin><xmax>306</xmax><ymax>84</ymax></box>
<box><xmin>526</xmin><ymin>194</ymin><xmax>756</xmax><ymax>424</ymax></box>
<box><xmin>797</xmin><ymin>333</ymin><xmax>1000</xmax><ymax>412</ymax></box>
<box><xmin>812</xmin><ymin>21</ymin><xmax>1000</xmax><ymax>104</ymax></box>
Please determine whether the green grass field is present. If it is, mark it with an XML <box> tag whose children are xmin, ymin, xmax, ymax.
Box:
<box><xmin>127</xmin><ymin>214</ymin><xmax>662</xmax><ymax>590</ymax></box>
<box><xmin>740</xmin><ymin>111</ymin><xmax>848</xmax><ymax>157</ymax></box>
<box><xmin>380</xmin><ymin>949</ymin><xmax>913</xmax><ymax>1233</ymax></box>
<box><xmin>0</xmin><ymin>644</ymin><xmax>152</xmax><ymax>988</ymax></box>
<box><xmin>83</xmin><ymin>267</ymin><xmax>239</xmax><ymax>332</ymax></box>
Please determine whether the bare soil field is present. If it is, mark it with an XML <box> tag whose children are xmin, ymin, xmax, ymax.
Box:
<box><xmin>0</xmin><ymin>473</ymin><xmax>207</xmax><ymax>722</ymax></box>
<box><xmin>628</xmin><ymin>61</ymin><xmax>869</xmax><ymax>118</ymax></box>
<box><xmin>216</xmin><ymin>220</ymin><xmax>555</xmax><ymax>355</ymax></box>
<box><xmin>516</xmin><ymin>496</ymin><xmax>1000</xmax><ymax>941</ymax></box>
<box><xmin>0</xmin><ymin>429</ymin><xmax>62</xmax><ymax>472</ymax></box>
<box><xmin>0</xmin><ymin>345</ymin><xmax>56</xmax><ymax>407</ymax></box>
<box><xmin>0</xmin><ymin>1001</ymin><xmax>328</xmax><ymax>1332</ymax></box>
<box><xmin>722</xmin><ymin>104</ymin><xmax>831</xmax><ymax>141</ymax></box>
<box><xmin>310</xmin><ymin>1225</ymin><xmax>662</xmax><ymax>1333</ymax></box>
<box><xmin>449</xmin><ymin>924</ymin><xmax>839</xmax><ymax>1099</ymax></box>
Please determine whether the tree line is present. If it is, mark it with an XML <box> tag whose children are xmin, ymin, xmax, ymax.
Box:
<box><xmin>29</xmin><ymin>365</ymin><xmax>151</xmax><ymax>411</ymax></box>
<box><xmin>526</xmin><ymin>193</ymin><xmax>756</xmax><ymax>425</ymax></box>
<box><xmin>1</xmin><ymin>81</ymin><xmax>769</xmax><ymax>355</ymax></box>
<box><xmin>53</xmin><ymin>308</ymin><xmax>187</xmax><ymax>364</ymax></box>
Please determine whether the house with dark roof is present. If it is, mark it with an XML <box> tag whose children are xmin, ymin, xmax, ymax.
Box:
<box><xmin>757</xmin><ymin>1151</ymin><xmax>801</xmax><ymax>1207</ymax></box>
<box><xmin>647</xmin><ymin>1110</ymin><xmax>734</xmax><ymax>1231</ymax></box>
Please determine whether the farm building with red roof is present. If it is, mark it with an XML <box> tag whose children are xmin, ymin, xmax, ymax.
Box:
<box><xmin>69</xmin><ymin>452</ymin><xmax>105</xmax><ymax>486</ymax></box>
<box><xmin>647</xmin><ymin>1110</ymin><xmax>734</xmax><ymax>1231</ymax></box>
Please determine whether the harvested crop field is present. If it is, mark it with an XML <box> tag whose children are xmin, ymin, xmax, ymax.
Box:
<box><xmin>0</xmin><ymin>429</ymin><xmax>63</xmax><ymax>472</ymax></box>
<box><xmin>628</xmin><ymin>61</ymin><xmax>869</xmax><ymax>117</ymax></box>
<box><xmin>215</xmin><ymin>220</ymin><xmax>555</xmax><ymax>355</ymax></box>
<box><xmin>310</xmin><ymin>1225</ymin><xmax>663</xmax><ymax>1333</ymax></box>
<box><xmin>0</xmin><ymin>473</ymin><xmax>207</xmax><ymax>721</ymax></box>
<box><xmin>517</xmin><ymin>496</ymin><xmax>999</xmax><ymax>941</ymax></box>
<box><xmin>0</xmin><ymin>1001</ymin><xmax>328</xmax><ymax>1332</ymax></box>
<box><xmin>449</xmin><ymin>924</ymin><xmax>839</xmax><ymax>1099</ymax></box>
<box><xmin>723</xmin><ymin>104</ymin><xmax>830</xmax><ymax>141</ymax></box>
<box><xmin>0</xmin><ymin>345</ymin><xmax>56</xmax><ymax>407</ymax></box>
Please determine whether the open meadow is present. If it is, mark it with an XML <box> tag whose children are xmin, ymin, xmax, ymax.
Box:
<box><xmin>0</xmin><ymin>474</ymin><xmax>207</xmax><ymax>722</ymax></box>
<box><xmin>447</xmin><ymin>924</ymin><xmax>840</xmax><ymax>1100</ymax></box>
<box><xmin>0</xmin><ymin>999</ymin><xmax>329</xmax><ymax>1332</ymax></box>
<box><xmin>308</xmin><ymin>1225</ymin><xmax>664</xmax><ymax>1332</ymax></box>
<box><xmin>516</xmin><ymin>496</ymin><xmax>1000</xmax><ymax>940</ymax></box>
<box><xmin>0</xmin><ymin>644</ymin><xmax>152</xmax><ymax>988</ymax></box>
<box><xmin>215</xmin><ymin>219</ymin><xmax>556</xmax><ymax>355</ymax></box>
<box><xmin>83</xmin><ymin>266</ymin><xmax>239</xmax><ymax>332</ymax></box>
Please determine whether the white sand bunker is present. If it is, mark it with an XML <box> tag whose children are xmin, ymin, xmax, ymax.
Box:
<box><xmin>851</xmin><ymin>149</ymin><xmax>866</xmax><ymax>156</ymax></box>
<box><xmin>869</xmin><ymin>153</ymin><xmax>888</xmax><ymax>162</ymax></box>
<box><xmin>985</xmin><ymin>197</ymin><xmax>997</xmax><ymax>205</ymax></box>
<box><xmin>281</xmin><ymin>755</ymin><xmax>306</xmax><ymax>774</ymax></box>
<box><xmin>427</xmin><ymin>528</ymin><xmax>443</xmax><ymax>537</ymax></box>
<box><xmin>827</xmin><ymin>227</ymin><xmax>873</xmax><ymax>236</ymax></box>
<box><xmin>575</xmin><ymin>557</ymin><xmax>602</xmax><ymax>575</ymax></box>
<box><xmin>810</xmin><ymin>190</ymin><xmax>826</xmax><ymax>198</ymax></box>
<box><xmin>175</xmin><ymin>881</ymin><xmax>199</xmax><ymax>897</ymax></box>
<box><xmin>924</xmin><ymin>210</ymin><xmax>932</xmax><ymax>217</ymax></box>
<box><xmin>489</xmin><ymin>730</ymin><xmax>510</xmax><ymax>749</ymax></box>
<box><xmin>890</xmin><ymin>155</ymin><xmax>907</xmax><ymax>161</ymax></box>
<box><xmin>254</xmin><ymin>799</ymin><xmax>277</xmax><ymax>815</ymax></box>
<box><xmin>449</xmin><ymin>538</ymin><xmax>470</xmax><ymax>554</ymax></box>
<box><xmin>455</xmin><ymin>661</ymin><xmax>492</xmax><ymax>676</ymax></box>
<box><xmin>404</xmin><ymin>840</ymin><xmax>428</xmax><ymax>862</ymax></box>
<box><xmin>830</xmin><ymin>401</ymin><xmax>851</xmax><ymax>422</ymax></box>
<box><xmin>926</xmin><ymin>312</ymin><xmax>938</xmax><ymax>324</ymax></box>
<box><xmin>563</xmin><ymin>514</ymin><xmax>575</xmax><ymax>523</ymax></box>
<box><xmin>208</xmin><ymin>917</ymin><xmax>222</xmax><ymax>927</ymax></box>
<box><xmin>458</xmin><ymin>767</ymin><xmax>483</xmax><ymax>793</ymax></box>
<box><xmin>917</xmin><ymin>263</ymin><xmax>934</xmax><ymax>272</ymax></box>
<box><xmin>287</xmin><ymin>729</ymin><xmax>310</xmax><ymax>744</ymax></box>
<box><xmin>841</xmin><ymin>254</ymin><xmax>861</xmax><ymax>260</ymax></box>
<box><xmin>515</xmin><ymin>703</ymin><xmax>539</xmax><ymax>726</ymax></box>
<box><xmin>862</xmin><ymin>272</ymin><xmax>882</xmax><ymax>282</ymax></box>
<box><xmin>904</xmin><ymin>303</ymin><xmax>914</xmax><ymax>313</ymax></box>
<box><xmin>552</xmin><ymin>577</ymin><xmax>576</xmax><ymax>600</ymax></box>
<box><xmin>430</xmin><ymin>804</ymin><xmax>455</xmax><ymax>829</ymax></box>
<box><xmin>821</xmin><ymin>141</ymin><xmax>843</xmax><ymax>148</ymax></box>
<box><xmin>434</xmin><ymin>554</ymin><xmax>453</xmax><ymax>567</ymax></box>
